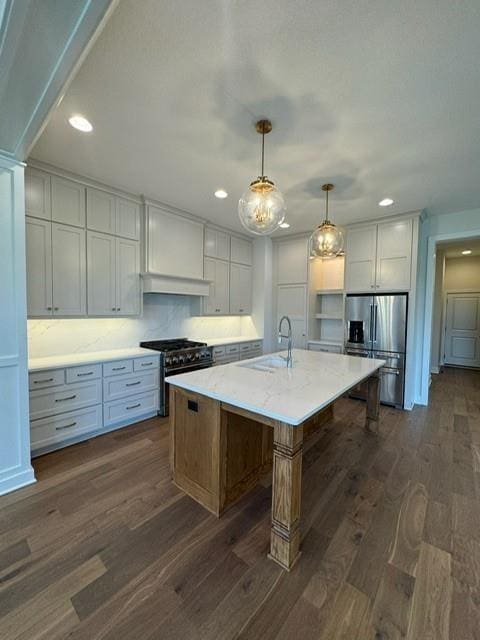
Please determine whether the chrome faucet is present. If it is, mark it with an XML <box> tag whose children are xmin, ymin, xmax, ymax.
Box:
<box><xmin>278</xmin><ymin>315</ymin><xmax>293</xmax><ymax>368</ymax></box>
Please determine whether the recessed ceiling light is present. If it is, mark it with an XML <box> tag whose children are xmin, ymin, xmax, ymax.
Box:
<box><xmin>279</xmin><ymin>222</ymin><xmax>290</xmax><ymax>229</ymax></box>
<box><xmin>214</xmin><ymin>189</ymin><xmax>228</xmax><ymax>199</ymax></box>
<box><xmin>462</xmin><ymin>250</ymin><xmax>472</xmax><ymax>255</ymax></box>
<box><xmin>68</xmin><ymin>115</ymin><xmax>93</xmax><ymax>132</ymax></box>
<box><xmin>378</xmin><ymin>198</ymin><xmax>394</xmax><ymax>207</ymax></box>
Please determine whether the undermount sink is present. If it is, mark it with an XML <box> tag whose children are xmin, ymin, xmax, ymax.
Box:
<box><xmin>238</xmin><ymin>356</ymin><xmax>289</xmax><ymax>372</ymax></box>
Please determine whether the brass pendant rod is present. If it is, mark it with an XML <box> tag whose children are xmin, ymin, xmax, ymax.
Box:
<box><xmin>261</xmin><ymin>129</ymin><xmax>265</xmax><ymax>177</ymax></box>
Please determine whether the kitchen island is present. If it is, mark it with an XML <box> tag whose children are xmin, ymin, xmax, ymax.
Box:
<box><xmin>166</xmin><ymin>349</ymin><xmax>385</xmax><ymax>570</ymax></box>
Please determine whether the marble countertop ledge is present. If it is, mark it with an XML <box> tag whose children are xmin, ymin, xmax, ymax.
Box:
<box><xmin>166</xmin><ymin>348</ymin><xmax>385</xmax><ymax>426</ymax></box>
<box><xmin>197</xmin><ymin>336</ymin><xmax>263</xmax><ymax>347</ymax></box>
<box><xmin>28</xmin><ymin>347</ymin><xmax>160</xmax><ymax>372</ymax></box>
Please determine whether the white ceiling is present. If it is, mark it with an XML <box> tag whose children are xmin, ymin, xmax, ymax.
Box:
<box><xmin>31</xmin><ymin>0</ymin><xmax>480</xmax><ymax>235</ymax></box>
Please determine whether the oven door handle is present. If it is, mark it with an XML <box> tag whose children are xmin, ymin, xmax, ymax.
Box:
<box><xmin>164</xmin><ymin>362</ymin><xmax>213</xmax><ymax>375</ymax></box>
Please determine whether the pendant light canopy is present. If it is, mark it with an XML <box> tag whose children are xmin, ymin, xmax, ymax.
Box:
<box><xmin>309</xmin><ymin>183</ymin><xmax>344</xmax><ymax>259</ymax></box>
<box><xmin>238</xmin><ymin>119</ymin><xmax>286</xmax><ymax>235</ymax></box>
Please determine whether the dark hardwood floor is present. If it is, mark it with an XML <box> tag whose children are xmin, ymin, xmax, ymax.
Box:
<box><xmin>1</xmin><ymin>367</ymin><xmax>479</xmax><ymax>639</ymax></box>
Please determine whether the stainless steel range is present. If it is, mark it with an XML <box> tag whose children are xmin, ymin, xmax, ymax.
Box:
<box><xmin>139</xmin><ymin>339</ymin><xmax>213</xmax><ymax>416</ymax></box>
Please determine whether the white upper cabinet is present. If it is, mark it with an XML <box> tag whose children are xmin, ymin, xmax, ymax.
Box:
<box><xmin>51</xmin><ymin>176</ymin><xmax>86</xmax><ymax>228</ymax></box>
<box><xmin>25</xmin><ymin>168</ymin><xmax>51</xmax><ymax>220</ymax></box>
<box><xmin>345</xmin><ymin>225</ymin><xmax>377</xmax><ymax>292</ymax></box>
<box><xmin>87</xmin><ymin>231</ymin><xmax>116</xmax><ymax>315</ymax></box>
<box><xmin>25</xmin><ymin>217</ymin><xmax>52</xmax><ymax>316</ymax></box>
<box><xmin>231</xmin><ymin>236</ymin><xmax>253</xmax><ymax>265</ymax></box>
<box><xmin>86</xmin><ymin>188</ymin><xmax>140</xmax><ymax>240</ymax></box>
<box><xmin>276</xmin><ymin>237</ymin><xmax>308</xmax><ymax>284</ymax></box>
<box><xmin>277</xmin><ymin>284</ymin><xmax>307</xmax><ymax>349</ymax></box>
<box><xmin>229</xmin><ymin>263</ymin><xmax>252</xmax><ymax>315</ymax></box>
<box><xmin>345</xmin><ymin>218</ymin><xmax>413</xmax><ymax>292</ymax></box>
<box><xmin>116</xmin><ymin>237</ymin><xmax>140</xmax><ymax>315</ymax></box>
<box><xmin>203</xmin><ymin>257</ymin><xmax>230</xmax><ymax>315</ymax></box>
<box><xmin>376</xmin><ymin>219</ymin><xmax>412</xmax><ymax>291</ymax></box>
<box><xmin>146</xmin><ymin>205</ymin><xmax>204</xmax><ymax>280</ymax></box>
<box><xmin>204</xmin><ymin>228</ymin><xmax>230</xmax><ymax>261</ymax></box>
<box><xmin>51</xmin><ymin>223</ymin><xmax>86</xmax><ymax>316</ymax></box>
<box><xmin>86</xmin><ymin>188</ymin><xmax>116</xmax><ymax>235</ymax></box>
<box><xmin>116</xmin><ymin>198</ymin><xmax>140</xmax><ymax>240</ymax></box>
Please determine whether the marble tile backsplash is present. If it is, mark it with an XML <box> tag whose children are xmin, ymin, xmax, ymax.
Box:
<box><xmin>28</xmin><ymin>295</ymin><xmax>258</xmax><ymax>358</ymax></box>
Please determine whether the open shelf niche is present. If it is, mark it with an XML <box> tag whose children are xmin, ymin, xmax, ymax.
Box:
<box><xmin>307</xmin><ymin>255</ymin><xmax>345</xmax><ymax>353</ymax></box>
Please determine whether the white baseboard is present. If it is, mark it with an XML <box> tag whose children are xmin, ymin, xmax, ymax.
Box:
<box><xmin>430</xmin><ymin>366</ymin><xmax>440</xmax><ymax>375</ymax></box>
<box><xmin>0</xmin><ymin>466</ymin><xmax>36</xmax><ymax>497</ymax></box>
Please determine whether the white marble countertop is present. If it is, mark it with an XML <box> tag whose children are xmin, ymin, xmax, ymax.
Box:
<box><xmin>202</xmin><ymin>336</ymin><xmax>263</xmax><ymax>347</ymax></box>
<box><xmin>166</xmin><ymin>348</ymin><xmax>385</xmax><ymax>426</ymax></box>
<box><xmin>28</xmin><ymin>347</ymin><xmax>160</xmax><ymax>372</ymax></box>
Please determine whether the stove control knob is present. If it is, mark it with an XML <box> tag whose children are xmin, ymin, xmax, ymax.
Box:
<box><xmin>195</xmin><ymin>353</ymin><xmax>201</xmax><ymax>360</ymax></box>
<box><xmin>165</xmin><ymin>357</ymin><xmax>171</xmax><ymax>366</ymax></box>
<box><xmin>187</xmin><ymin>353</ymin><xmax>193</xmax><ymax>361</ymax></box>
<box><xmin>178</xmin><ymin>355</ymin><xmax>185</xmax><ymax>363</ymax></box>
<box><xmin>172</xmin><ymin>356</ymin><xmax>179</xmax><ymax>365</ymax></box>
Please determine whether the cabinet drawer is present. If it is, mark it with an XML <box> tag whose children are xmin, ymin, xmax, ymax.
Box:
<box><xmin>29</xmin><ymin>369</ymin><xmax>65</xmax><ymax>391</ymax></box>
<box><xmin>248</xmin><ymin>349</ymin><xmax>263</xmax><ymax>359</ymax></box>
<box><xmin>133</xmin><ymin>356</ymin><xmax>159</xmax><ymax>372</ymax></box>
<box><xmin>225</xmin><ymin>344</ymin><xmax>240</xmax><ymax>355</ymax></box>
<box><xmin>215</xmin><ymin>354</ymin><xmax>239</xmax><ymax>365</ymax></box>
<box><xmin>212</xmin><ymin>346</ymin><xmax>226</xmax><ymax>358</ymax></box>
<box><xmin>104</xmin><ymin>390</ymin><xmax>159</xmax><ymax>427</ymax></box>
<box><xmin>103</xmin><ymin>370</ymin><xmax>159</xmax><ymax>402</ymax></box>
<box><xmin>251</xmin><ymin>341</ymin><xmax>262</xmax><ymax>351</ymax></box>
<box><xmin>308</xmin><ymin>343</ymin><xmax>343</xmax><ymax>354</ymax></box>
<box><xmin>103</xmin><ymin>359</ymin><xmax>133</xmax><ymax>377</ymax></box>
<box><xmin>66</xmin><ymin>363</ymin><xmax>102</xmax><ymax>384</ymax></box>
<box><xmin>239</xmin><ymin>343</ymin><xmax>251</xmax><ymax>353</ymax></box>
<box><xmin>29</xmin><ymin>380</ymin><xmax>102</xmax><ymax>420</ymax></box>
<box><xmin>30</xmin><ymin>404</ymin><xmax>102</xmax><ymax>451</ymax></box>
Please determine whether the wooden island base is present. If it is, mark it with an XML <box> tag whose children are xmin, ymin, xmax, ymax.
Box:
<box><xmin>169</xmin><ymin>373</ymin><xmax>380</xmax><ymax>570</ymax></box>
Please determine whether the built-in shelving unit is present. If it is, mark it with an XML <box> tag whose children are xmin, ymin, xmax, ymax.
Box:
<box><xmin>307</xmin><ymin>256</ymin><xmax>345</xmax><ymax>353</ymax></box>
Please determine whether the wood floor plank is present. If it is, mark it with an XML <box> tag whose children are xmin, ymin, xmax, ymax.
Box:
<box><xmin>388</xmin><ymin>481</ymin><xmax>427</xmax><ymax>576</ymax></box>
<box><xmin>406</xmin><ymin>542</ymin><xmax>452</xmax><ymax>640</ymax></box>
<box><xmin>369</xmin><ymin>563</ymin><xmax>415</xmax><ymax>640</ymax></box>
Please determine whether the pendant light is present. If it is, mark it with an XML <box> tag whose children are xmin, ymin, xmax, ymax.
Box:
<box><xmin>309</xmin><ymin>183</ymin><xmax>344</xmax><ymax>259</ymax></box>
<box><xmin>238</xmin><ymin>119</ymin><xmax>286</xmax><ymax>235</ymax></box>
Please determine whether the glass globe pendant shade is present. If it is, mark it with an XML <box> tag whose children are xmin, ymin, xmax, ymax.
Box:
<box><xmin>238</xmin><ymin>177</ymin><xmax>286</xmax><ymax>235</ymax></box>
<box><xmin>309</xmin><ymin>220</ymin><xmax>344</xmax><ymax>259</ymax></box>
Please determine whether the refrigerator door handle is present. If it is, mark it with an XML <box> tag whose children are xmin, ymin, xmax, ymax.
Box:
<box><xmin>374</xmin><ymin>305</ymin><xmax>378</xmax><ymax>342</ymax></box>
<box><xmin>369</xmin><ymin>304</ymin><xmax>374</xmax><ymax>342</ymax></box>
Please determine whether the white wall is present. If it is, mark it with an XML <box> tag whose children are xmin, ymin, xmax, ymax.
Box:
<box><xmin>28</xmin><ymin>296</ymin><xmax>258</xmax><ymax>358</ymax></box>
<box><xmin>416</xmin><ymin>208</ymin><xmax>480</xmax><ymax>405</ymax></box>
<box><xmin>444</xmin><ymin>255</ymin><xmax>480</xmax><ymax>290</ymax></box>
<box><xmin>430</xmin><ymin>249</ymin><xmax>445</xmax><ymax>373</ymax></box>
<box><xmin>251</xmin><ymin>237</ymin><xmax>274</xmax><ymax>353</ymax></box>
<box><xmin>0</xmin><ymin>156</ymin><xmax>35</xmax><ymax>495</ymax></box>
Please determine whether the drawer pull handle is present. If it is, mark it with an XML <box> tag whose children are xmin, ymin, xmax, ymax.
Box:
<box><xmin>126</xmin><ymin>381</ymin><xmax>141</xmax><ymax>387</ymax></box>
<box><xmin>141</xmin><ymin>362</ymin><xmax>153</xmax><ymax>366</ymax></box>
<box><xmin>55</xmin><ymin>394</ymin><xmax>77</xmax><ymax>402</ymax></box>
<box><xmin>126</xmin><ymin>403</ymin><xmax>141</xmax><ymax>410</ymax></box>
<box><xmin>77</xmin><ymin>371</ymin><xmax>94</xmax><ymax>377</ymax></box>
<box><xmin>112</xmin><ymin>366</ymin><xmax>126</xmax><ymax>371</ymax></box>
<box><xmin>33</xmin><ymin>378</ymin><xmax>54</xmax><ymax>384</ymax></box>
<box><xmin>55</xmin><ymin>422</ymin><xmax>77</xmax><ymax>431</ymax></box>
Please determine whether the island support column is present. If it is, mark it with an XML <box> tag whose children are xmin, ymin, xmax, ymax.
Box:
<box><xmin>269</xmin><ymin>422</ymin><xmax>303</xmax><ymax>570</ymax></box>
<box><xmin>365</xmin><ymin>372</ymin><xmax>381</xmax><ymax>432</ymax></box>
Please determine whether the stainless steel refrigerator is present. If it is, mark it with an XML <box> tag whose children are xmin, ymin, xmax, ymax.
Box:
<box><xmin>345</xmin><ymin>293</ymin><xmax>407</xmax><ymax>408</ymax></box>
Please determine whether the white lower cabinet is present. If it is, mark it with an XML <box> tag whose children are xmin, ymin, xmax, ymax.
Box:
<box><xmin>29</xmin><ymin>353</ymin><xmax>160</xmax><ymax>456</ymax></box>
<box><xmin>104</xmin><ymin>391</ymin><xmax>159</xmax><ymax>428</ymax></box>
<box><xmin>212</xmin><ymin>340</ymin><xmax>263</xmax><ymax>365</ymax></box>
<box><xmin>30</xmin><ymin>405</ymin><xmax>103</xmax><ymax>450</ymax></box>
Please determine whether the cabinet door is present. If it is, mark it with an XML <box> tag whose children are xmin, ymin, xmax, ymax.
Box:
<box><xmin>376</xmin><ymin>219</ymin><xmax>412</xmax><ymax>291</ymax></box>
<box><xmin>87</xmin><ymin>231</ymin><xmax>116</xmax><ymax>315</ymax></box>
<box><xmin>231</xmin><ymin>236</ymin><xmax>252</xmax><ymax>265</ymax></box>
<box><xmin>345</xmin><ymin>225</ymin><xmax>377</xmax><ymax>292</ymax></box>
<box><xmin>116</xmin><ymin>198</ymin><xmax>140</xmax><ymax>240</ymax></box>
<box><xmin>51</xmin><ymin>176</ymin><xmax>86</xmax><ymax>227</ymax></box>
<box><xmin>86</xmin><ymin>188</ymin><xmax>116</xmax><ymax>234</ymax></box>
<box><xmin>205</xmin><ymin>228</ymin><xmax>230</xmax><ymax>260</ymax></box>
<box><xmin>116</xmin><ymin>237</ymin><xmax>140</xmax><ymax>316</ymax></box>
<box><xmin>229</xmin><ymin>263</ymin><xmax>252</xmax><ymax>315</ymax></box>
<box><xmin>52</xmin><ymin>224</ymin><xmax>86</xmax><ymax>316</ymax></box>
<box><xmin>276</xmin><ymin>238</ymin><xmax>308</xmax><ymax>284</ymax></box>
<box><xmin>276</xmin><ymin>284</ymin><xmax>307</xmax><ymax>349</ymax></box>
<box><xmin>25</xmin><ymin>168</ymin><xmax>51</xmax><ymax>220</ymax></box>
<box><xmin>204</xmin><ymin>257</ymin><xmax>229</xmax><ymax>315</ymax></box>
<box><xmin>25</xmin><ymin>217</ymin><xmax>52</xmax><ymax>316</ymax></box>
